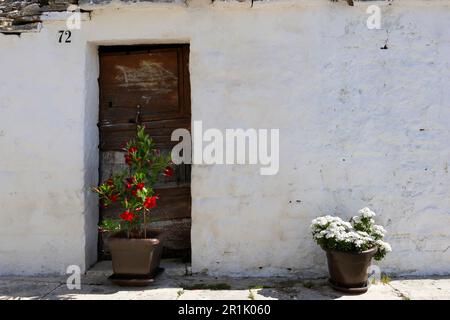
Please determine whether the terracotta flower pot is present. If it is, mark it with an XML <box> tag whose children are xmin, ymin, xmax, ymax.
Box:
<box><xmin>325</xmin><ymin>247</ymin><xmax>377</xmax><ymax>293</ymax></box>
<box><xmin>108</xmin><ymin>229</ymin><xmax>164</xmax><ymax>276</ymax></box>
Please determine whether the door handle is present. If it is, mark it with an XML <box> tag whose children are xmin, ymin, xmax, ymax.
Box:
<box><xmin>129</xmin><ymin>105</ymin><xmax>142</xmax><ymax>124</ymax></box>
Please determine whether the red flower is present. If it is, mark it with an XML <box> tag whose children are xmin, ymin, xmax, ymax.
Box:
<box><xmin>124</xmin><ymin>154</ymin><xmax>132</xmax><ymax>165</ymax></box>
<box><xmin>136</xmin><ymin>182</ymin><xmax>145</xmax><ymax>190</ymax></box>
<box><xmin>128</xmin><ymin>146</ymin><xmax>138</xmax><ymax>154</ymax></box>
<box><xmin>131</xmin><ymin>189</ymin><xmax>138</xmax><ymax>197</ymax></box>
<box><xmin>163</xmin><ymin>166</ymin><xmax>174</xmax><ymax>177</ymax></box>
<box><xmin>144</xmin><ymin>196</ymin><xmax>158</xmax><ymax>209</ymax></box>
<box><xmin>126</xmin><ymin>182</ymin><xmax>133</xmax><ymax>189</ymax></box>
<box><xmin>119</xmin><ymin>211</ymin><xmax>134</xmax><ymax>222</ymax></box>
<box><xmin>110</xmin><ymin>194</ymin><xmax>118</xmax><ymax>202</ymax></box>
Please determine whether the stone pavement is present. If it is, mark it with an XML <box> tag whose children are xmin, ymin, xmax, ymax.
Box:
<box><xmin>1</xmin><ymin>260</ymin><xmax>449</xmax><ymax>300</ymax></box>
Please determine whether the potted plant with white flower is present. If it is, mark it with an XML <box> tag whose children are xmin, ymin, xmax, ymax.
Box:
<box><xmin>311</xmin><ymin>207</ymin><xmax>392</xmax><ymax>293</ymax></box>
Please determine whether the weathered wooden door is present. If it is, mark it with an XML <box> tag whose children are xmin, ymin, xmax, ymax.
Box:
<box><xmin>98</xmin><ymin>44</ymin><xmax>191</xmax><ymax>260</ymax></box>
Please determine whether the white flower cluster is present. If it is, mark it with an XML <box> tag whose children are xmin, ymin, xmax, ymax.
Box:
<box><xmin>359</xmin><ymin>207</ymin><xmax>376</xmax><ymax>218</ymax></box>
<box><xmin>310</xmin><ymin>207</ymin><xmax>392</xmax><ymax>259</ymax></box>
<box><xmin>311</xmin><ymin>215</ymin><xmax>351</xmax><ymax>230</ymax></box>
<box><xmin>375</xmin><ymin>239</ymin><xmax>392</xmax><ymax>253</ymax></box>
<box><xmin>352</xmin><ymin>207</ymin><xmax>376</xmax><ymax>224</ymax></box>
<box><xmin>372</xmin><ymin>224</ymin><xmax>387</xmax><ymax>239</ymax></box>
<box><xmin>311</xmin><ymin>216</ymin><xmax>373</xmax><ymax>248</ymax></box>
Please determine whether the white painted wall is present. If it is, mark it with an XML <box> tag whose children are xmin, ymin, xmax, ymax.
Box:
<box><xmin>0</xmin><ymin>0</ymin><xmax>449</xmax><ymax>276</ymax></box>
<box><xmin>0</xmin><ymin>26</ymin><xmax>96</xmax><ymax>274</ymax></box>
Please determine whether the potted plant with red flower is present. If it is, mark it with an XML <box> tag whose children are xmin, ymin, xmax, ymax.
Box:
<box><xmin>92</xmin><ymin>126</ymin><xmax>174</xmax><ymax>280</ymax></box>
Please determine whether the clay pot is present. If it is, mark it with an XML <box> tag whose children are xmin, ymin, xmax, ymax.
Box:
<box><xmin>108</xmin><ymin>229</ymin><xmax>164</xmax><ymax>276</ymax></box>
<box><xmin>325</xmin><ymin>247</ymin><xmax>377</xmax><ymax>293</ymax></box>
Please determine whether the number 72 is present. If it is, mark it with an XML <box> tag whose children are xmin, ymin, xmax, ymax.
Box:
<box><xmin>58</xmin><ymin>30</ymin><xmax>72</xmax><ymax>43</ymax></box>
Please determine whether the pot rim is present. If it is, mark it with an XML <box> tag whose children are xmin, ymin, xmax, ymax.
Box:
<box><xmin>323</xmin><ymin>246</ymin><xmax>378</xmax><ymax>255</ymax></box>
<box><xmin>109</xmin><ymin>237</ymin><xmax>161</xmax><ymax>242</ymax></box>
<box><xmin>109</xmin><ymin>228</ymin><xmax>165</xmax><ymax>241</ymax></box>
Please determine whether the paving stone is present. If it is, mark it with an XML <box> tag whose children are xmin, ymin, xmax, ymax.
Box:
<box><xmin>81</xmin><ymin>261</ymin><xmax>113</xmax><ymax>285</ymax></box>
<box><xmin>251</xmin><ymin>287</ymin><xmax>329</xmax><ymax>300</ymax></box>
<box><xmin>160</xmin><ymin>259</ymin><xmax>189</xmax><ymax>277</ymax></box>
<box><xmin>250</xmin><ymin>283</ymin><xmax>400</xmax><ymax>300</ymax></box>
<box><xmin>1</xmin><ymin>260</ymin><xmax>449</xmax><ymax>300</ymax></box>
<box><xmin>331</xmin><ymin>284</ymin><xmax>402</xmax><ymax>300</ymax></box>
<box><xmin>0</xmin><ymin>279</ymin><xmax>61</xmax><ymax>300</ymax></box>
<box><xmin>179</xmin><ymin>289</ymin><xmax>250</xmax><ymax>300</ymax></box>
<box><xmin>389</xmin><ymin>277</ymin><xmax>450</xmax><ymax>300</ymax></box>
<box><xmin>44</xmin><ymin>284</ymin><xmax>181</xmax><ymax>300</ymax></box>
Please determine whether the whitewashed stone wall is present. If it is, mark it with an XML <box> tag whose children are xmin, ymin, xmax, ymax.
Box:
<box><xmin>0</xmin><ymin>0</ymin><xmax>449</xmax><ymax>276</ymax></box>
